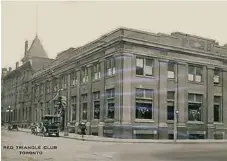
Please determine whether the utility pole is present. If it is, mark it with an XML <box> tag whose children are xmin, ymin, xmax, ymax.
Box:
<box><xmin>174</xmin><ymin>62</ymin><xmax>179</xmax><ymax>143</ymax></box>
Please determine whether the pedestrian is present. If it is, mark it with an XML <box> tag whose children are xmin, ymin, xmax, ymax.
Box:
<box><xmin>79</xmin><ymin>121</ymin><xmax>87</xmax><ymax>140</ymax></box>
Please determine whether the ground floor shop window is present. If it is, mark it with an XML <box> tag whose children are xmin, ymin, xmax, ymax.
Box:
<box><xmin>188</xmin><ymin>134</ymin><xmax>205</xmax><ymax>139</ymax></box>
<box><xmin>94</xmin><ymin>101</ymin><xmax>100</xmax><ymax>119</ymax></box>
<box><xmin>135</xmin><ymin>134</ymin><xmax>155</xmax><ymax>139</ymax></box>
<box><xmin>107</xmin><ymin>99</ymin><xmax>115</xmax><ymax>119</ymax></box>
<box><xmin>214</xmin><ymin>134</ymin><xmax>223</xmax><ymax>140</ymax></box>
<box><xmin>168</xmin><ymin>134</ymin><xmax>174</xmax><ymax>140</ymax></box>
<box><xmin>136</xmin><ymin>101</ymin><xmax>152</xmax><ymax>119</ymax></box>
<box><xmin>82</xmin><ymin>103</ymin><xmax>87</xmax><ymax>120</ymax></box>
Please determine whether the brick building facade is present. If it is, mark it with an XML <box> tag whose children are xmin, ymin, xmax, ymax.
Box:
<box><xmin>2</xmin><ymin>28</ymin><xmax>227</xmax><ymax>139</ymax></box>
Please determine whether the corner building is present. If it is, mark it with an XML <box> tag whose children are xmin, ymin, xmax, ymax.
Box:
<box><xmin>2</xmin><ymin>28</ymin><xmax>227</xmax><ymax>139</ymax></box>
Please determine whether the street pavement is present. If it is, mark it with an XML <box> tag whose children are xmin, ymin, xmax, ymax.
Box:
<box><xmin>1</xmin><ymin>128</ymin><xmax>227</xmax><ymax>161</ymax></box>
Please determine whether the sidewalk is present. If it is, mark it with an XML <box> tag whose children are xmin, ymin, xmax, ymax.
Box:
<box><xmin>12</xmin><ymin>128</ymin><xmax>227</xmax><ymax>144</ymax></box>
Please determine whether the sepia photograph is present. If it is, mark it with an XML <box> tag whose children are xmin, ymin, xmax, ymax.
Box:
<box><xmin>1</xmin><ymin>0</ymin><xmax>227</xmax><ymax>161</ymax></box>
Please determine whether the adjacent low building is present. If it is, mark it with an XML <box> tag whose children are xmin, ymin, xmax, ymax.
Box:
<box><xmin>2</xmin><ymin>27</ymin><xmax>227</xmax><ymax>139</ymax></box>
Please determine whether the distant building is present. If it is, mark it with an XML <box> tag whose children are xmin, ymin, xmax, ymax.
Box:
<box><xmin>1</xmin><ymin>35</ymin><xmax>53</xmax><ymax>127</ymax></box>
<box><xmin>2</xmin><ymin>28</ymin><xmax>227</xmax><ymax>139</ymax></box>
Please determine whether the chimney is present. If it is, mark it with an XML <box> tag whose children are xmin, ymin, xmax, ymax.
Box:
<box><xmin>8</xmin><ymin>67</ymin><xmax>12</xmax><ymax>72</ymax></box>
<box><xmin>16</xmin><ymin>62</ymin><xmax>19</xmax><ymax>69</ymax></box>
<box><xmin>24</xmin><ymin>40</ymin><xmax>28</xmax><ymax>56</ymax></box>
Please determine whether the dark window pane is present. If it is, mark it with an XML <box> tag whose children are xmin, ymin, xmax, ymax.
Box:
<box><xmin>214</xmin><ymin>105</ymin><xmax>220</xmax><ymax>122</ymax></box>
<box><xmin>136</xmin><ymin>102</ymin><xmax>152</xmax><ymax>119</ymax></box>
<box><xmin>188</xmin><ymin>65</ymin><xmax>194</xmax><ymax>74</ymax></box>
<box><xmin>188</xmin><ymin>103</ymin><xmax>202</xmax><ymax>121</ymax></box>
<box><xmin>168</xmin><ymin>63</ymin><xmax>175</xmax><ymax>72</ymax></box>
<box><xmin>167</xmin><ymin>91</ymin><xmax>175</xmax><ymax>100</ymax></box>
<box><xmin>94</xmin><ymin>101</ymin><xmax>100</xmax><ymax>119</ymax></box>
<box><xmin>82</xmin><ymin>103</ymin><xmax>87</xmax><ymax>120</ymax></box>
<box><xmin>196</xmin><ymin>67</ymin><xmax>202</xmax><ymax>76</ymax></box>
<box><xmin>167</xmin><ymin>105</ymin><xmax>174</xmax><ymax>120</ymax></box>
<box><xmin>107</xmin><ymin>102</ymin><xmax>115</xmax><ymax>119</ymax></box>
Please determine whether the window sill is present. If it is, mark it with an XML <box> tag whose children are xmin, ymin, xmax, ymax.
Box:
<box><xmin>92</xmin><ymin>79</ymin><xmax>101</xmax><ymax>83</ymax></box>
<box><xmin>214</xmin><ymin>122</ymin><xmax>224</xmax><ymax>125</ymax></box>
<box><xmin>104</xmin><ymin>119</ymin><xmax>114</xmax><ymax>123</ymax></box>
<box><xmin>136</xmin><ymin>75</ymin><xmax>155</xmax><ymax>79</ymax></box>
<box><xmin>81</xmin><ymin>83</ymin><xmax>88</xmax><ymax>85</ymax></box>
<box><xmin>105</xmin><ymin>74</ymin><xmax>116</xmax><ymax>79</ymax></box>
<box><xmin>166</xmin><ymin>120</ymin><xmax>174</xmax><ymax>124</ymax></box>
<box><xmin>188</xmin><ymin>81</ymin><xmax>204</xmax><ymax>85</ymax></box>
<box><xmin>134</xmin><ymin>119</ymin><xmax>154</xmax><ymax>123</ymax></box>
<box><xmin>187</xmin><ymin>121</ymin><xmax>204</xmax><ymax>124</ymax></box>
<box><xmin>214</xmin><ymin>84</ymin><xmax>222</xmax><ymax>87</ymax></box>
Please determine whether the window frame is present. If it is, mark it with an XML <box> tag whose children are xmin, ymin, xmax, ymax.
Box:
<box><xmin>188</xmin><ymin>65</ymin><xmax>203</xmax><ymax>83</ymax></box>
<box><xmin>214</xmin><ymin>96</ymin><xmax>222</xmax><ymax>122</ymax></box>
<box><xmin>188</xmin><ymin>93</ymin><xmax>203</xmax><ymax>122</ymax></box>
<box><xmin>167</xmin><ymin>91</ymin><xmax>175</xmax><ymax>120</ymax></box>
<box><xmin>136</xmin><ymin>57</ymin><xmax>154</xmax><ymax>77</ymax></box>
<box><xmin>135</xmin><ymin>88</ymin><xmax>153</xmax><ymax>120</ymax></box>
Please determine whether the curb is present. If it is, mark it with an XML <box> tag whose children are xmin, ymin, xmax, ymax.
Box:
<box><xmin>13</xmin><ymin>128</ymin><xmax>227</xmax><ymax>144</ymax></box>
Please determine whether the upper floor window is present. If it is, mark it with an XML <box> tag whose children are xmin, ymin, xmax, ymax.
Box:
<box><xmin>168</xmin><ymin>62</ymin><xmax>175</xmax><ymax>79</ymax></box>
<box><xmin>106</xmin><ymin>58</ymin><xmax>115</xmax><ymax>76</ymax></box>
<box><xmin>61</xmin><ymin>74</ymin><xmax>67</xmax><ymax>89</ymax></box>
<box><xmin>81</xmin><ymin>67</ymin><xmax>88</xmax><ymax>83</ymax></box>
<box><xmin>93</xmin><ymin>63</ymin><xmax>101</xmax><ymax>80</ymax></box>
<box><xmin>188</xmin><ymin>65</ymin><xmax>202</xmax><ymax>82</ymax></box>
<box><xmin>214</xmin><ymin>69</ymin><xmax>221</xmax><ymax>85</ymax></box>
<box><xmin>52</xmin><ymin>79</ymin><xmax>57</xmax><ymax>92</ymax></box>
<box><xmin>40</xmin><ymin>83</ymin><xmax>44</xmax><ymax>95</ymax></box>
<box><xmin>136</xmin><ymin>58</ymin><xmax>154</xmax><ymax>76</ymax></box>
<box><xmin>46</xmin><ymin>81</ymin><xmax>51</xmax><ymax>93</ymax></box>
<box><xmin>70</xmin><ymin>71</ymin><xmax>77</xmax><ymax>86</ymax></box>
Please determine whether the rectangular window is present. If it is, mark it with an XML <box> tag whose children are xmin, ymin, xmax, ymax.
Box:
<box><xmin>93</xmin><ymin>63</ymin><xmax>101</xmax><ymax>80</ymax></box>
<box><xmin>81</xmin><ymin>94</ymin><xmax>87</xmax><ymax>120</ymax></box>
<box><xmin>71</xmin><ymin>96</ymin><xmax>76</xmax><ymax>121</ymax></box>
<box><xmin>82</xmin><ymin>103</ymin><xmax>87</xmax><ymax>120</ymax></box>
<box><xmin>106</xmin><ymin>89</ymin><xmax>115</xmax><ymax>119</ymax></box>
<box><xmin>93</xmin><ymin>91</ymin><xmax>100</xmax><ymax>119</ymax></box>
<box><xmin>167</xmin><ymin>91</ymin><xmax>175</xmax><ymax>120</ymax></box>
<box><xmin>135</xmin><ymin>88</ymin><xmax>153</xmax><ymax>119</ymax></box>
<box><xmin>188</xmin><ymin>94</ymin><xmax>203</xmax><ymax>121</ymax></box>
<box><xmin>214</xmin><ymin>96</ymin><xmax>222</xmax><ymax>122</ymax></box>
<box><xmin>214</xmin><ymin>69</ymin><xmax>221</xmax><ymax>84</ymax></box>
<box><xmin>70</xmin><ymin>71</ymin><xmax>77</xmax><ymax>86</ymax></box>
<box><xmin>106</xmin><ymin>58</ymin><xmax>115</xmax><ymax>76</ymax></box>
<box><xmin>168</xmin><ymin>62</ymin><xmax>175</xmax><ymax>79</ymax></box>
<box><xmin>188</xmin><ymin>65</ymin><xmax>203</xmax><ymax>82</ymax></box>
<box><xmin>136</xmin><ymin>58</ymin><xmax>154</xmax><ymax>76</ymax></box>
<box><xmin>81</xmin><ymin>68</ymin><xmax>88</xmax><ymax>83</ymax></box>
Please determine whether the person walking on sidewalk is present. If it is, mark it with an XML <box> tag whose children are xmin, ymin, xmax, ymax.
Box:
<box><xmin>79</xmin><ymin>121</ymin><xmax>86</xmax><ymax>141</ymax></box>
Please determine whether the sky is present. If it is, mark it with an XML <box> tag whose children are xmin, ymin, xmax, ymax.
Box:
<box><xmin>1</xmin><ymin>0</ymin><xmax>227</xmax><ymax>69</ymax></box>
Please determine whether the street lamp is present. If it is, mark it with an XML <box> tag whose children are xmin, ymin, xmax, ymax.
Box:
<box><xmin>174</xmin><ymin>109</ymin><xmax>179</xmax><ymax>143</ymax></box>
<box><xmin>6</xmin><ymin>106</ymin><xmax>13</xmax><ymax>124</ymax></box>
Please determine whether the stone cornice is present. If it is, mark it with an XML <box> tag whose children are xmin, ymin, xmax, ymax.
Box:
<box><xmin>122</xmin><ymin>37</ymin><xmax>227</xmax><ymax>61</ymax></box>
